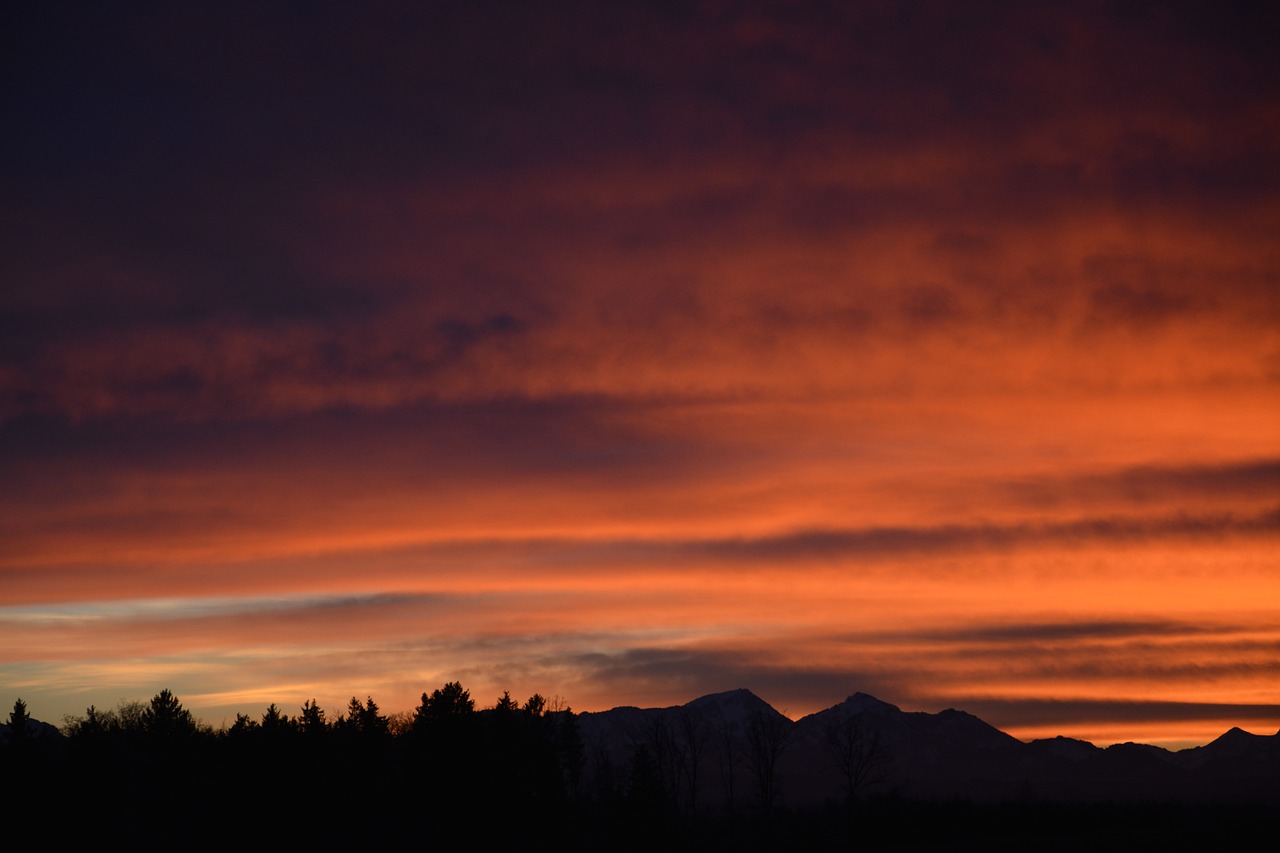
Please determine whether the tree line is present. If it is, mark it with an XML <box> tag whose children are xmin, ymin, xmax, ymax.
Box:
<box><xmin>5</xmin><ymin>686</ymin><xmax>597</xmax><ymax>844</ymax></box>
<box><xmin>5</xmin><ymin>686</ymin><xmax>887</xmax><ymax>835</ymax></box>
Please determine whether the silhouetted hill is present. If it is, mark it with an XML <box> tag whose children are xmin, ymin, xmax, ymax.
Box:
<box><xmin>1026</xmin><ymin>735</ymin><xmax>1100</xmax><ymax>762</ymax></box>
<box><xmin>577</xmin><ymin>689</ymin><xmax>1280</xmax><ymax>808</ymax></box>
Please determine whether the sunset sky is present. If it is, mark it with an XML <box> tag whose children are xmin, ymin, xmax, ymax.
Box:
<box><xmin>3</xmin><ymin>2</ymin><xmax>1277</xmax><ymax>749</ymax></box>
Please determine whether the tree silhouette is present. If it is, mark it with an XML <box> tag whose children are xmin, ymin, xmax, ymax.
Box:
<box><xmin>824</xmin><ymin>714</ymin><xmax>889</xmax><ymax>807</ymax></box>
<box><xmin>716</xmin><ymin>718</ymin><xmax>741</xmax><ymax>814</ymax></box>
<box><xmin>360</xmin><ymin>696</ymin><xmax>386</xmax><ymax>733</ymax></box>
<box><xmin>142</xmin><ymin>689</ymin><xmax>196</xmax><ymax>737</ymax></box>
<box><xmin>494</xmin><ymin>690</ymin><xmax>519</xmax><ymax>715</ymax></box>
<box><xmin>261</xmin><ymin>703</ymin><xmax>290</xmax><ymax>735</ymax></box>
<box><xmin>522</xmin><ymin>693</ymin><xmax>546</xmax><ymax>718</ymax></box>
<box><xmin>413</xmin><ymin>681</ymin><xmax>474</xmax><ymax>731</ymax></box>
<box><xmin>386</xmin><ymin>710</ymin><xmax>415</xmax><ymax>737</ymax></box>
<box><xmin>745</xmin><ymin>708</ymin><xmax>792</xmax><ymax>814</ymax></box>
<box><xmin>64</xmin><ymin>704</ymin><xmax>111</xmax><ymax>739</ymax></box>
<box><xmin>678</xmin><ymin>706</ymin><xmax>711</xmax><ymax>815</ymax></box>
<box><xmin>341</xmin><ymin>696</ymin><xmax>388</xmax><ymax>736</ymax></box>
<box><xmin>229</xmin><ymin>712</ymin><xmax>259</xmax><ymax>736</ymax></box>
<box><xmin>299</xmin><ymin>699</ymin><xmax>326</xmax><ymax>735</ymax></box>
<box><xmin>116</xmin><ymin>699</ymin><xmax>147</xmax><ymax>734</ymax></box>
<box><xmin>626</xmin><ymin>742</ymin><xmax>666</xmax><ymax>815</ymax></box>
<box><xmin>638</xmin><ymin>715</ymin><xmax>683</xmax><ymax>810</ymax></box>
<box><xmin>8</xmin><ymin>698</ymin><xmax>30</xmax><ymax>743</ymax></box>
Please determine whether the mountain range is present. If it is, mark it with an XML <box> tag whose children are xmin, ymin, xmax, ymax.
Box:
<box><xmin>574</xmin><ymin>689</ymin><xmax>1280</xmax><ymax>807</ymax></box>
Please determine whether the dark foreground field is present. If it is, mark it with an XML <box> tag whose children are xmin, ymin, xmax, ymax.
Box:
<box><xmin>13</xmin><ymin>748</ymin><xmax>1274</xmax><ymax>852</ymax></box>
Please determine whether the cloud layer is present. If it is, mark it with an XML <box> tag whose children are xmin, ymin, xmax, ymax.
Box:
<box><xmin>2</xmin><ymin>2</ymin><xmax>1277</xmax><ymax>747</ymax></box>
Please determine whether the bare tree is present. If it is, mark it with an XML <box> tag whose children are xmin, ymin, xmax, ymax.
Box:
<box><xmin>745</xmin><ymin>708</ymin><xmax>792</xmax><ymax>814</ymax></box>
<box><xmin>116</xmin><ymin>699</ymin><xmax>147</xmax><ymax>733</ymax></box>
<box><xmin>825</xmin><ymin>714</ymin><xmax>889</xmax><ymax>807</ymax></box>
<box><xmin>652</xmin><ymin>715</ymin><xmax>685</xmax><ymax>809</ymax></box>
<box><xmin>716</xmin><ymin>719</ymin><xmax>741</xmax><ymax>814</ymax></box>
<box><xmin>625</xmin><ymin>715</ymin><xmax>684</xmax><ymax>810</ymax></box>
<box><xmin>386</xmin><ymin>710</ymin><xmax>415</xmax><ymax>737</ymax></box>
<box><xmin>587</xmin><ymin>735</ymin><xmax>619</xmax><ymax>801</ymax></box>
<box><xmin>677</xmin><ymin>707</ymin><xmax>711</xmax><ymax>815</ymax></box>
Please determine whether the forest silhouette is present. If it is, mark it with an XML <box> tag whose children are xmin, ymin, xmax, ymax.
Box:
<box><xmin>4</xmin><ymin>687</ymin><xmax>1275</xmax><ymax>851</ymax></box>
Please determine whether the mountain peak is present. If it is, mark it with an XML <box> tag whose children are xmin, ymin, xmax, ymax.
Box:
<box><xmin>840</xmin><ymin>692</ymin><xmax>901</xmax><ymax>714</ymax></box>
<box><xmin>1213</xmin><ymin>726</ymin><xmax>1255</xmax><ymax>741</ymax></box>
<box><xmin>686</xmin><ymin>687</ymin><xmax>762</xmax><ymax>708</ymax></box>
<box><xmin>1203</xmin><ymin>725</ymin><xmax>1262</xmax><ymax>753</ymax></box>
<box><xmin>685</xmin><ymin>688</ymin><xmax>785</xmax><ymax>729</ymax></box>
<box><xmin>1028</xmin><ymin>735</ymin><xmax>1100</xmax><ymax>761</ymax></box>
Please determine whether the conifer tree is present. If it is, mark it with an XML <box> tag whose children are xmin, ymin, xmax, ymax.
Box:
<box><xmin>8</xmin><ymin>698</ymin><xmax>30</xmax><ymax>742</ymax></box>
<box><xmin>142</xmin><ymin>689</ymin><xmax>196</xmax><ymax>737</ymax></box>
<box><xmin>299</xmin><ymin>699</ymin><xmax>326</xmax><ymax>735</ymax></box>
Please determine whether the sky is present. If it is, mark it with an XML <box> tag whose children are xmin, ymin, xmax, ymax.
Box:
<box><xmin>2</xmin><ymin>1</ymin><xmax>1277</xmax><ymax>749</ymax></box>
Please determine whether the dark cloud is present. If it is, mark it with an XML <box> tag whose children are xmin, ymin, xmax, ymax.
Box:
<box><xmin>568</xmin><ymin>645</ymin><xmax>905</xmax><ymax>713</ymax></box>
<box><xmin>928</xmin><ymin>231</ymin><xmax>996</xmax><ymax>258</ymax></box>
<box><xmin>6</xmin><ymin>1</ymin><xmax>1277</xmax><ymax>420</ymax></box>
<box><xmin>1089</xmin><ymin>282</ymin><xmax>1197</xmax><ymax>327</ymax></box>
<box><xmin>899</xmin><ymin>284</ymin><xmax>965</xmax><ymax>328</ymax></box>
<box><xmin>1002</xmin><ymin>459</ymin><xmax>1280</xmax><ymax>510</ymax></box>
<box><xmin>678</xmin><ymin>508</ymin><xmax>1280</xmax><ymax>565</ymax></box>
<box><xmin>301</xmin><ymin>505</ymin><xmax>1279</xmax><ymax>572</ymax></box>
<box><xmin>0</xmin><ymin>393</ymin><xmax>722</xmax><ymax>488</ymax></box>
<box><xmin>890</xmin><ymin>619</ymin><xmax>1236</xmax><ymax>645</ymax></box>
<box><xmin>950</xmin><ymin>697</ymin><xmax>1280</xmax><ymax>730</ymax></box>
<box><xmin>904</xmin><ymin>640</ymin><xmax>1280</xmax><ymax>685</ymax></box>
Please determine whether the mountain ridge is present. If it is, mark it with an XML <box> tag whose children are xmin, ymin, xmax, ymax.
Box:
<box><xmin>575</xmin><ymin>689</ymin><xmax>1280</xmax><ymax>806</ymax></box>
<box><xmin>583</xmin><ymin>688</ymin><xmax>1276</xmax><ymax>753</ymax></box>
